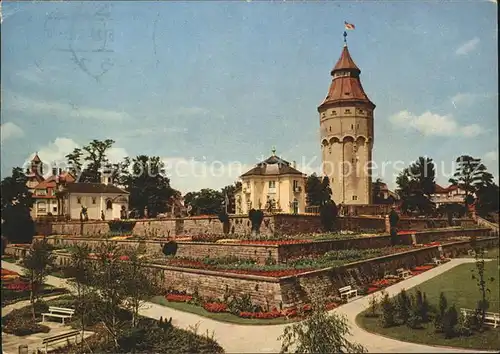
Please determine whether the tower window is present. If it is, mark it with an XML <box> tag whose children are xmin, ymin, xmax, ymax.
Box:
<box><xmin>322</xmin><ymin>113</ymin><xmax>326</xmax><ymax>118</ymax></box>
<box><xmin>345</xmin><ymin>109</ymin><xmax>351</xmax><ymax>114</ymax></box>
<box><xmin>329</xmin><ymin>126</ymin><xmax>332</xmax><ymax>132</ymax></box>
<box><xmin>359</xmin><ymin>109</ymin><xmax>364</xmax><ymax>114</ymax></box>
<box><xmin>92</xmin><ymin>197</ymin><xmax>96</xmax><ymax>204</ymax></box>
<box><xmin>357</xmin><ymin>124</ymin><xmax>359</xmax><ymax>129</ymax></box>
<box><xmin>332</xmin><ymin>111</ymin><xmax>337</xmax><ymax>116</ymax></box>
<box><xmin>352</xmin><ymin>158</ymin><xmax>356</xmax><ymax>164</ymax></box>
<box><xmin>351</xmin><ymin>124</ymin><xmax>354</xmax><ymax>129</ymax></box>
<box><xmin>269</xmin><ymin>181</ymin><xmax>276</xmax><ymax>189</ymax></box>
<box><xmin>77</xmin><ymin>197</ymin><xmax>82</xmax><ymax>204</ymax></box>
<box><xmin>352</xmin><ymin>196</ymin><xmax>358</xmax><ymax>201</ymax></box>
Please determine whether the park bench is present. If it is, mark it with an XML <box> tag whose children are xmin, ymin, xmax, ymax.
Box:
<box><xmin>41</xmin><ymin>306</ymin><xmax>75</xmax><ymax>324</ymax></box>
<box><xmin>339</xmin><ymin>285</ymin><xmax>358</xmax><ymax>302</ymax></box>
<box><xmin>383</xmin><ymin>271</ymin><xmax>398</xmax><ymax>280</ymax></box>
<box><xmin>41</xmin><ymin>330</ymin><xmax>79</xmax><ymax>353</ymax></box>
<box><xmin>431</xmin><ymin>257</ymin><xmax>442</xmax><ymax>265</ymax></box>
<box><xmin>460</xmin><ymin>308</ymin><xmax>499</xmax><ymax>328</ymax></box>
<box><xmin>396</xmin><ymin>268</ymin><xmax>412</xmax><ymax>279</ymax></box>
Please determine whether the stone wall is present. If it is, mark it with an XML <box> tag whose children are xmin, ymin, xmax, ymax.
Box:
<box><xmin>5</xmin><ymin>236</ymin><xmax>497</xmax><ymax>309</ymax></box>
<box><xmin>43</xmin><ymin>227</ymin><xmax>492</xmax><ymax>265</ymax></box>
<box><xmin>39</xmin><ymin>215</ymin><xmax>477</xmax><ymax>238</ymax></box>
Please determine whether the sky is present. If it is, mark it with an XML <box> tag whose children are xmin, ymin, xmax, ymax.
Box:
<box><xmin>1</xmin><ymin>0</ymin><xmax>498</xmax><ymax>195</ymax></box>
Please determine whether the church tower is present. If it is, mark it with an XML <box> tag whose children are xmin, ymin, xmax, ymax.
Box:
<box><xmin>318</xmin><ymin>38</ymin><xmax>375</xmax><ymax>205</ymax></box>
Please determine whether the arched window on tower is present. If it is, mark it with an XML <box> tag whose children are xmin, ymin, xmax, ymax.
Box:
<box><xmin>106</xmin><ymin>200</ymin><xmax>113</xmax><ymax>210</ymax></box>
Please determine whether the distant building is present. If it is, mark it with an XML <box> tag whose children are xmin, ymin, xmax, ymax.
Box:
<box><xmin>57</xmin><ymin>175</ymin><xmax>129</xmax><ymax>220</ymax></box>
<box><xmin>431</xmin><ymin>184</ymin><xmax>468</xmax><ymax>207</ymax></box>
<box><xmin>372</xmin><ymin>180</ymin><xmax>400</xmax><ymax>204</ymax></box>
<box><xmin>25</xmin><ymin>153</ymin><xmax>45</xmax><ymax>194</ymax></box>
<box><xmin>31</xmin><ymin>169</ymin><xmax>76</xmax><ymax>218</ymax></box>
<box><xmin>235</xmin><ymin>149</ymin><xmax>306</xmax><ymax>214</ymax></box>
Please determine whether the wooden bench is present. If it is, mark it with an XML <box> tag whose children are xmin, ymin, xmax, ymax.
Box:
<box><xmin>41</xmin><ymin>306</ymin><xmax>75</xmax><ymax>324</ymax></box>
<box><xmin>396</xmin><ymin>268</ymin><xmax>412</xmax><ymax>279</ymax></box>
<box><xmin>41</xmin><ymin>330</ymin><xmax>79</xmax><ymax>353</ymax></box>
<box><xmin>461</xmin><ymin>308</ymin><xmax>499</xmax><ymax>328</ymax></box>
<box><xmin>339</xmin><ymin>285</ymin><xmax>358</xmax><ymax>302</ymax></box>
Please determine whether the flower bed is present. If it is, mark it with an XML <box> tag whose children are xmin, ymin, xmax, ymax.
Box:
<box><xmin>239</xmin><ymin>240</ymin><xmax>310</xmax><ymax>245</ymax></box>
<box><xmin>397</xmin><ymin>230</ymin><xmax>417</xmax><ymax>235</ymax></box>
<box><xmin>203</xmin><ymin>302</ymin><xmax>228</xmax><ymax>313</ymax></box>
<box><xmin>165</xmin><ymin>294</ymin><xmax>193</xmax><ymax>302</ymax></box>
<box><xmin>4</xmin><ymin>282</ymin><xmax>31</xmax><ymax>292</ymax></box>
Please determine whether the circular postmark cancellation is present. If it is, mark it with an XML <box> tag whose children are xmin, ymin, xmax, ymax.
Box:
<box><xmin>44</xmin><ymin>4</ymin><xmax>115</xmax><ymax>81</ymax></box>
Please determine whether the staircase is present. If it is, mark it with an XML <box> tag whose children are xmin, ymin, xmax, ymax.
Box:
<box><xmin>475</xmin><ymin>215</ymin><xmax>499</xmax><ymax>237</ymax></box>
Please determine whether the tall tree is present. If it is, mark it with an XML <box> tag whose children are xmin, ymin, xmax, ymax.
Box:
<box><xmin>306</xmin><ymin>174</ymin><xmax>332</xmax><ymax>206</ymax></box>
<box><xmin>121</xmin><ymin>156</ymin><xmax>177</xmax><ymax>218</ymax></box>
<box><xmin>184</xmin><ymin>188</ymin><xmax>224</xmax><ymax>215</ymax></box>
<box><xmin>449</xmin><ymin>155</ymin><xmax>484</xmax><ymax>207</ymax></box>
<box><xmin>65</xmin><ymin>139</ymin><xmax>116</xmax><ymax>183</ymax></box>
<box><xmin>22</xmin><ymin>239</ymin><xmax>55</xmax><ymax>320</ymax></box>
<box><xmin>221</xmin><ymin>181</ymin><xmax>242</xmax><ymax>214</ymax></box>
<box><xmin>1</xmin><ymin>167</ymin><xmax>35</xmax><ymax>244</ymax></box>
<box><xmin>396</xmin><ymin>157</ymin><xmax>436</xmax><ymax>214</ymax></box>
<box><xmin>474</xmin><ymin>170</ymin><xmax>499</xmax><ymax>217</ymax></box>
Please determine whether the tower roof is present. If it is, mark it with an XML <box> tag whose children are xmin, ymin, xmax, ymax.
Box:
<box><xmin>319</xmin><ymin>44</ymin><xmax>375</xmax><ymax>110</ymax></box>
<box><xmin>31</xmin><ymin>153</ymin><xmax>41</xmax><ymax>163</ymax></box>
<box><xmin>331</xmin><ymin>45</ymin><xmax>360</xmax><ymax>74</ymax></box>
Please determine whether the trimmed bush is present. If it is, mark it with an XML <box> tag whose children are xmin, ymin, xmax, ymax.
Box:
<box><xmin>108</xmin><ymin>220</ymin><xmax>136</xmax><ymax>235</ymax></box>
<box><xmin>248</xmin><ymin>209</ymin><xmax>264</xmax><ymax>235</ymax></box>
<box><xmin>162</xmin><ymin>241</ymin><xmax>178</xmax><ymax>256</ymax></box>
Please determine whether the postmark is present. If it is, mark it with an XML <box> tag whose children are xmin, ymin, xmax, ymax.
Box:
<box><xmin>44</xmin><ymin>4</ymin><xmax>115</xmax><ymax>82</ymax></box>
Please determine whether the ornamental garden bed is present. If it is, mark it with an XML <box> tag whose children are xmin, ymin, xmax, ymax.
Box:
<box><xmin>152</xmin><ymin>292</ymin><xmax>340</xmax><ymax>325</ymax></box>
<box><xmin>155</xmin><ymin>246</ymin><xmax>416</xmax><ymax>277</ymax></box>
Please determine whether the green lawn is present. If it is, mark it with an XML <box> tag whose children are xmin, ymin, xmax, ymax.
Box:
<box><xmin>150</xmin><ymin>296</ymin><xmax>294</xmax><ymax>326</ymax></box>
<box><xmin>356</xmin><ymin>248</ymin><xmax>500</xmax><ymax>350</ymax></box>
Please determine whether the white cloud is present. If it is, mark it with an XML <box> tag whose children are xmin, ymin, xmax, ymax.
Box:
<box><xmin>162</xmin><ymin>157</ymin><xmax>254</xmax><ymax>194</ymax></box>
<box><xmin>0</xmin><ymin>122</ymin><xmax>24</xmax><ymax>143</ymax></box>
<box><xmin>484</xmin><ymin>150</ymin><xmax>498</xmax><ymax>162</ymax></box>
<box><xmin>455</xmin><ymin>37</ymin><xmax>480</xmax><ymax>55</ymax></box>
<box><xmin>389</xmin><ymin>110</ymin><xmax>484</xmax><ymax>137</ymax></box>
<box><xmin>5</xmin><ymin>94</ymin><xmax>131</xmax><ymax>121</ymax></box>
<box><xmin>450</xmin><ymin>92</ymin><xmax>494</xmax><ymax>107</ymax></box>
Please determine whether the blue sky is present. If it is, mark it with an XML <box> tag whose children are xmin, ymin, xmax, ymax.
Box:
<box><xmin>1</xmin><ymin>1</ymin><xmax>498</xmax><ymax>194</ymax></box>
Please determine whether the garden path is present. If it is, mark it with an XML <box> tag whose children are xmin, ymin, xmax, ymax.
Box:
<box><xmin>1</xmin><ymin>294</ymin><xmax>93</xmax><ymax>354</ymax></box>
<box><xmin>2</xmin><ymin>258</ymin><xmax>496</xmax><ymax>353</ymax></box>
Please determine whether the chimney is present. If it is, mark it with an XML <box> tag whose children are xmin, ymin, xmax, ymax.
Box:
<box><xmin>52</xmin><ymin>166</ymin><xmax>58</xmax><ymax>176</ymax></box>
<box><xmin>292</xmin><ymin>161</ymin><xmax>297</xmax><ymax>169</ymax></box>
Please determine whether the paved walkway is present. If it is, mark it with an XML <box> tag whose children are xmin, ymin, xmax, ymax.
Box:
<box><xmin>1</xmin><ymin>293</ymin><xmax>93</xmax><ymax>354</ymax></box>
<box><xmin>2</xmin><ymin>259</ymin><xmax>496</xmax><ymax>353</ymax></box>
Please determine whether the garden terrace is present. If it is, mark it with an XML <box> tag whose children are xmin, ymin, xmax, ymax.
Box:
<box><xmin>35</xmin><ymin>226</ymin><xmax>494</xmax><ymax>265</ymax></box>
<box><xmin>36</xmin><ymin>214</ymin><xmax>476</xmax><ymax>238</ymax></box>
<box><xmin>10</xmin><ymin>236</ymin><xmax>496</xmax><ymax>310</ymax></box>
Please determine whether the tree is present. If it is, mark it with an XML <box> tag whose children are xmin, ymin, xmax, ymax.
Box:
<box><xmin>474</xmin><ymin>170</ymin><xmax>499</xmax><ymax>217</ymax></box>
<box><xmin>120</xmin><ymin>156</ymin><xmax>177</xmax><ymax>218</ymax></box>
<box><xmin>319</xmin><ymin>201</ymin><xmax>338</xmax><ymax>232</ymax></box>
<box><xmin>121</xmin><ymin>246</ymin><xmax>163</xmax><ymax>328</ymax></box>
<box><xmin>68</xmin><ymin>244</ymin><xmax>96</xmax><ymax>347</ymax></box>
<box><xmin>1</xmin><ymin>167</ymin><xmax>35</xmax><ymax>244</ymax></box>
<box><xmin>449</xmin><ymin>155</ymin><xmax>484</xmax><ymax>208</ymax></box>
<box><xmin>221</xmin><ymin>181</ymin><xmax>242</xmax><ymax>214</ymax></box>
<box><xmin>278</xmin><ymin>296</ymin><xmax>366</xmax><ymax>353</ymax></box>
<box><xmin>434</xmin><ymin>292</ymin><xmax>448</xmax><ymax>333</ymax></box>
<box><xmin>470</xmin><ymin>247</ymin><xmax>496</xmax><ymax>331</ymax></box>
<box><xmin>22</xmin><ymin>239</ymin><xmax>56</xmax><ymax>320</ymax></box>
<box><xmin>379</xmin><ymin>291</ymin><xmax>396</xmax><ymax>328</ymax></box>
<box><xmin>306</xmin><ymin>174</ymin><xmax>332</xmax><ymax>206</ymax></box>
<box><xmin>184</xmin><ymin>189</ymin><xmax>224</xmax><ymax>215</ymax></box>
<box><xmin>91</xmin><ymin>243</ymin><xmax>130</xmax><ymax>350</ymax></box>
<box><xmin>65</xmin><ymin>139</ymin><xmax>116</xmax><ymax>183</ymax></box>
<box><xmin>396</xmin><ymin>157</ymin><xmax>436</xmax><ymax>215</ymax></box>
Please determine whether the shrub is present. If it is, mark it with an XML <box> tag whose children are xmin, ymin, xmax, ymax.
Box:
<box><xmin>2</xmin><ymin>316</ymin><xmax>51</xmax><ymax>336</ymax></box>
<box><xmin>248</xmin><ymin>209</ymin><xmax>264</xmax><ymax>234</ymax></box>
<box><xmin>379</xmin><ymin>292</ymin><xmax>396</xmax><ymax>328</ymax></box>
<box><xmin>456</xmin><ymin>312</ymin><xmax>473</xmax><ymax>337</ymax></box>
<box><xmin>228</xmin><ymin>293</ymin><xmax>260</xmax><ymax>314</ymax></box>
<box><xmin>162</xmin><ymin>241</ymin><xmax>178</xmax><ymax>256</ymax></box>
<box><xmin>412</xmin><ymin>289</ymin><xmax>430</xmax><ymax>323</ymax></box>
<box><xmin>320</xmin><ymin>202</ymin><xmax>338</xmax><ymax>232</ymax></box>
<box><xmin>434</xmin><ymin>292</ymin><xmax>448</xmax><ymax>333</ymax></box>
<box><xmin>442</xmin><ymin>304</ymin><xmax>459</xmax><ymax>338</ymax></box>
<box><xmin>395</xmin><ymin>289</ymin><xmax>412</xmax><ymax>325</ymax></box>
<box><xmin>365</xmin><ymin>294</ymin><xmax>379</xmax><ymax>318</ymax></box>
<box><xmin>108</xmin><ymin>220</ymin><xmax>136</xmax><ymax>235</ymax></box>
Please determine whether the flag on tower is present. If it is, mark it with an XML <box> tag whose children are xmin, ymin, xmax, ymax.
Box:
<box><xmin>344</xmin><ymin>21</ymin><xmax>355</xmax><ymax>30</ymax></box>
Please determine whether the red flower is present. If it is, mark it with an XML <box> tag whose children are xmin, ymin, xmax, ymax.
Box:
<box><xmin>239</xmin><ymin>240</ymin><xmax>310</xmax><ymax>246</ymax></box>
<box><xmin>165</xmin><ymin>294</ymin><xmax>193</xmax><ymax>302</ymax></box>
<box><xmin>203</xmin><ymin>303</ymin><xmax>227</xmax><ymax>313</ymax></box>
<box><xmin>325</xmin><ymin>302</ymin><xmax>338</xmax><ymax>311</ymax></box>
<box><xmin>119</xmin><ymin>255</ymin><xmax>129</xmax><ymax>261</ymax></box>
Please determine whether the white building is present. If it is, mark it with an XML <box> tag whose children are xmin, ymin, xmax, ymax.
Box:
<box><xmin>58</xmin><ymin>176</ymin><xmax>129</xmax><ymax>220</ymax></box>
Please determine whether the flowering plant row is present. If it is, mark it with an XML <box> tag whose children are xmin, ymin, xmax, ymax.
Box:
<box><xmin>203</xmin><ymin>302</ymin><xmax>228</xmax><ymax>313</ymax></box>
<box><xmin>165</xmin><ymin>294</ymin><xmax>193</xmax><ymax>302</ymax></box>
<box><xmin>4</xmin><ymin>282</ymin><xmax>31</xmax><ymax>291</ymax></box>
